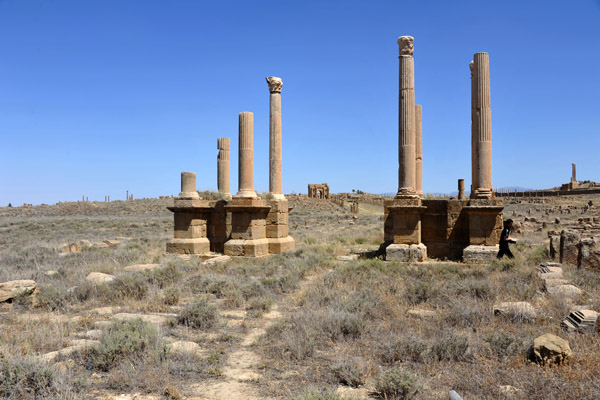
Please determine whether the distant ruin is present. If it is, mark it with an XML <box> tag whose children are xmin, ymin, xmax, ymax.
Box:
<box><xmin>307</xmin><ymin>183</ymin><xmax>330</xmax><ymax>199</ymax></box>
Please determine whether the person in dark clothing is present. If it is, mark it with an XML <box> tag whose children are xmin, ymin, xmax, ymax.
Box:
<box><xmin>497</xmin><ymin>219</ymin><xmax>517</xmax><ymax>259</ymax></box>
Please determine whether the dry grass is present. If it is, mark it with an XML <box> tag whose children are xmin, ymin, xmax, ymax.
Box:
<box><xmin>1</xmin><ymin>195</ymin><xmax>599</xmax><ymax>398</ymax></box>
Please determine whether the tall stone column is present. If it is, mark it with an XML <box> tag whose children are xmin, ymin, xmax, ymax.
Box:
<box><xmin>396</xmin><ymin>36</ymin><xmax>418</xmax><ymax>198</ymax></box>
<box><xmin>458</xmin><ymin>179</ymin><xmax>465</xmax><ymax>200</ymax></box>
<box><xmin>572</xmin><ymin>163</ymin><xmax>577</xmax><ymax>181</ymax></box>
<box><xmin>470</xmin><ymin>61</ymin><xmax>479</xmax><ymax>198</ymax></box>
<box><xmin>179</xmin><ymin>171</ymin><xmax>200</xmax><ymax>199</ymax></box>
<box><xmin>266</xmin><ymin>77</ymin><xmax>285</xmax><ymax>200</ymax></box>
<box><xmin>217</xmin><ymin>137</ymin><xmax>231</xmax><ymax>197</ymax></box>
<box><xmin>472</xmin><ymin>52</ymin><xmax>493</xmax><ymax>199</ymax></box>
<box><xmin>415</xmin><ymin>104</ymin><xmax>423</xmax><ymax>198</ymax></box>
<box><xmin>236</xmin><ymin>112</ymin><xmax>257</xmax><ymax>198</ymax></box>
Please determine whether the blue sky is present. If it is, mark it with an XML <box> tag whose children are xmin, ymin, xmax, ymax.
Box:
<box><xmin>1</xmin><ymin>0</ymin><xmax>599</xmax><ymax>205</ymax></box>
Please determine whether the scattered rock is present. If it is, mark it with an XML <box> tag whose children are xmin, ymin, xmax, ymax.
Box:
<box><xmin>93</xmin><ymin>242</ymin><xmax>109</xmax><ymax>249</ymax></box>
<box><xmin>103</xmin><ymin>240</ymin><xmax>121</xmax><ymax>247</ymax></box>
<box><xmin>578</xmin><ymin>238</ymin><xmax>600</xmax><ymax>269</ymax></box>
<box><xmin>336</xmin><ymin>255</ymin><xmax>358</xmax><ymax>261</ymax></box>
<box><xmin>541</xmin><ymin>278</ymin><xmax>570</xmax><ymax>290</ymax></box>
<box><xmin>493</xmin><ymin>302</ymin><xmax>537</xmax><ymax>320</ymax></box>
<box><xmin>560</xmin><ymin>230</ymin><xmax>580</xmax><ymax>265</ymax></box>
<box><xmin>203</xmin><ymin>255</ymin><xmax>232</xmax><ymax>265</ymax></box>
<box><xmin>408</xmin><ymin>308</ymin><xmax>437</xmax><ymax>319</ymax></box>
<box><xmin>52</xmin><ymin>359</ymin><xmax>76</xmax><ymax>375</ymax></box>
<box><xmin>498</xmin><ymin>385</ymin><xmax>523</xmax><ymax>397</ymax></box>
<box><xmin>124</xmin><ymin>264</ymin><xmax>161</xmax><ymax>272</ymax></box>
<box><xmin>167</xmin><ymin>341</ymin><xmax>205</xmax><ymax>358</ymax></box>
<box><xmin>0</xmin><ymin>280</ymin><xmax>36</xmax><ymax>302</ymax></box>
<box><xmin>45</xmin><ymin>270</ymin><xmax>59</xmax><ymax>277</ymax></box>
<box><xmin>84</xmin><ymin>329</ymin><xmax>104</xmax><ymax>340</ymax></box>
<box><xmin>528</xmin><ymin>333</ymin><xmax>571</xmax><ymax>366</ymax></box>
<box><xmin>42</xmin><ymin>340</ymin><xmax>101</xmax><ymax>362</ymax></box>
<box><xmin>562</xmin><ymin>309</ymin><xmax>598</xmax><ymax>333</ymax></box>
<box><xmin>112</xmin><ymin>312</ymin><xmax>176</xmax><ymax>327</ymax></box>
<box><xmin>86</xmin><ymin>272</ymin><xmax>115</xmax><ymax>284</ymax></box>
<box><xmin>547</xmin><ymin>284</ymin><xmax>583</xmax><ymax>299</ymax></box>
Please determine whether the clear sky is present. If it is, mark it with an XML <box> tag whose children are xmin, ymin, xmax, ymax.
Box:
<box><xmin>1</xmin><ymin>0</ymin><xmax>599</xmax><ymax>205</ymax></box>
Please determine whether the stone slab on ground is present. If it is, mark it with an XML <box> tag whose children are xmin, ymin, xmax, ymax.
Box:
<box><xmin>0</xmin><ymin>280</ymin><xmax>36</xmax><ymax>302</ymax></box>
<box><xmin>111</xmin><ymin>312</ymin><xmax>176</xmax><ymax>327</ymax></box>
<box><xmin>202</xmin><ymin>255</ymin><xmax>232</xmax><ymax>265</ymax></box>
<box><xmin>42</xmin><ymin>339</ymin><xmax>101</xmax><ymax>362</ymax></box>
<box><xmin>462</xmin><ymin>245</ymin><xmax>498</xmax><ymax>264</ymax></box>
<box><xmin>561</xmin><ymin>309</ymin><xmax>598</xmax><ymax>333</ymax></box>
<box><xmin>547</xmin><ymin>284</ymin><xmax>583</xmax><ymax>299</ymax></box>
<box><xmin>124</xmin><ymin>264</ymin><xmax>161</xmax><ymax>272</ymax></box>
<box><xmin>493</xmin><ymin>301</ymin><xmax>537</xmax><ymax>320</ymax></box>
<box><xmin>86</xmin><ymin>272</ymin><xmax>115</xmax><ymax>284</ymax></box>
<box><xmin>386</xmin><ymin>243</ymin><xmax>427</xmax><ymax>262</ymax></box>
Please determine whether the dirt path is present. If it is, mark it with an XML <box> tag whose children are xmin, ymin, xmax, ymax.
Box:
<box><xmin>186</xmin><ymin>273</ymin><xmax>320</xmax><ymax>400</ymax></box>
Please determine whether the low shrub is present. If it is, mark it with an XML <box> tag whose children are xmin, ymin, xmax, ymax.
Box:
<box><xmin>373</xmin><ymin>367</ymin><xmax>421</xmax><ymax>399</ymax></box>
<box><xmin>0</xmin><ymin>356</ymin><xmax>68</xmax><ymax>399</ymax></box>
<box><xmin>178</xmin><ymin>299</ymin><xmax>218</xmax><ymax>329</ymax></box>
<box><xmin>431</xmin><ymin>334</ymin><xmax>469</xmax><ymax>362</ymax></box>
<box><xmin>34</xmin><ymin>284</ymin><xmax>68</xmax><ymax>311</ymax></box>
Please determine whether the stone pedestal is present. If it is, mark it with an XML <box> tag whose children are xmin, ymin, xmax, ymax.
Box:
<box><xmin>166</xmin><ymin>198</ymin><xmax>212</xmax><ymax>255</ymax></box>
<box><xmin>207</xmin><ymin>200</ymin><xmax>231</xmax><ymax>253</ymax></box>
<box><xmin>224</xmin><ymin>199</ymin><xmax>271</xmax><ymax>257</ymax></box>
<box><xmin>266</xmin><ymin>199</ymin><xmax>295</xmax><ymax>253</ymax></box>
<box><xmin>462</xmin><ymin>199</ymin><xmax>503</xmax><ymax>263</ymax></box>
<box><xmin>384</xmin><ymin>198</ymin><xmax>427</xmax><ymax>261</ymax></box>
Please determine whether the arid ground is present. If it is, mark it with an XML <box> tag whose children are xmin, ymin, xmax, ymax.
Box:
<box><xmin>1</xmin><ymin>194</ymin><xmax>600</xmax><ymax>399</ymax></box>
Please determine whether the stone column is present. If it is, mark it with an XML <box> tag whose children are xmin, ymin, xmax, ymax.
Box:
<box><xmin>470</xmin><ymin>61</ymin><xmax>479</xmax><ymax>198</ymax></box>
<box><xmin>236</xmin><ymin>112</ymin><xmax>257</xmax><ymax>198</ymax></box>
<box><xmin>217</xmin><ymin>137</ymin><xmax>231</xmax><ymax>197</ymax></box>
<box><xmin>458</xmin><ymin>179</ymin><xmax>465</xmax><ymax>200</ymax></box>
<box><xmin>266</xmin><ymin>77</ymin><xmax>285</xmax><ymax>200</ymax></box>
<box><xmin>179</xmin><ymin>171</ymin><xmax>200</xmax><ymax>199</ymax></box>
<box><xmin>471</xmin><ymin>52</ymin><xmax>493</xmax><ymax>199</ymax></box>
<box><xmin>396</xmin><ymin>36</ymin><xmax>418</xmax><ymax>198</ymax></box>
<box><xmin>572</xmin><ymin>163</ymin><xmax>577</xmax><ymax>181</ymax></box>
<box><xmin>415</xmin><ymin>104</ymin><xmax>423</xmax><ymax>198</ymax></box>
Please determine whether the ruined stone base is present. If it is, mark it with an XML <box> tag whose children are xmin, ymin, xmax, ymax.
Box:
<box><xmin>385</xmin><ymin>243</ymin><xmax>427</xmax><ymax>262</ymax></box>
<box><xmin>224</xmin><ymin>238</ymin><xmax>270</xmax><ymax>257</ymax></box>
<box><xmin>166</xmin><ymin>238</ymin><xmax>210</xmax><ymax>255</ymax></box>
<box><xmin>462</xmin><ymin>245</ymin><xmax>499</xmax><ymax>264</ymax></box>
<box><xmin>268</xmin><ymin>236</ymin><xmax>295</xmax><ymax>254</ymax></box>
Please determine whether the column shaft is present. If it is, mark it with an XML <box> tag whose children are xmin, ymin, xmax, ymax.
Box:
<box><xmin>396</xmin><ymin>36</ymin><xmax>417</xmax><ymax>198</ymax></box>
<box><xmin>267</xmin><ymin>77</ymin><xmax>284</xmax><ymax>199</ymax></box>
<box><xmin>470</xmin><ymin>61</ymin><xmax>479</xmax><ymax>198</ymax></box>
<box><xmin>179</xmin><ymin>171</ymin><xmax>200</xmax><ymax>199</ymax></box>
<box><xmin>236</xmin><ymin>112</ymin><xmax>257</xmax><ymax>198</ymax></box>
<box><xmin>415</xmin><ymin>104</ymin><xmax>423</xmax><ymax>197</ymax></box>
<box><xmin>217</xmin><ymin>137</ymin><xmax>231</xmax><ymax>196</ymax></box>
<box><xmin>473</xmin><ymin>52</ymin><xmax>493</xmax><ymax>199</ymax></box>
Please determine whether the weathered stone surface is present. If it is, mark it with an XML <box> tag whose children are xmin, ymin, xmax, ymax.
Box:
<box><xmin>493</xmin><ymin>302</ymin><xmax>537</xmax><ymax>320</ymax></box>
<box><xmin>86</xmin><ymin>272</ymin><xmax>115</xmax><ymax>284</ymax></box>
<box><xmin>166</xmin><ymin>238</ymin><xmax>210</xmax><ymax>255</ymax></box>
<box><xmin>103</xmin><ymin>239</ymin><xmax>121</xmax><ymax>247</ymax></box>
<box><xmin>112</xmin><ymin>313</ymin><xmax>176</xmax><ymax>327</ymax></box>
<box><xmin>203</xmin><ymin>255</ymin><xmax>232</xmax><ymax>265</ymax></box>
<box><xmin>560</xmin><ymin>230</ymin><xmax>580</xmax><ymax>265</ymax></box>
<box><xmin>124</xmin><ymin>264</ymin><xmax>161</xmax><ymax>272</ymax></box>
<box><xmin>268</xmin><ymin>236</ymin><xmax>295</xmax><ymax>254</ymax></box>
<box><xmin>224</xmin><ymin>238</ymin><xmax>270</xmax><ymax>257</ymax></box>
<box><xmin>167</xmin><ymin>340</ymin><xmax>205</xmax><ymax>358</ymax></box>
<box><xmin>547</xmin><ymin>284</ymin><xmax>583</xmax><ymax>299</ymax></box>
<box><xmin>542</xmin><ymin>278</ymin><xmax>570</xmax><ymax>290</ymax></box>
<box><xmin>549</xmin><ymin>235</ymin><xmax>560</xmax><ymax>259</ymax></box>
<box><xmin>407</xmin><ymin>308</ymin><xmax>437</xmax><ymax>319</ymax></box>
<box><xmin>42</xmin><ymin>340</ymin><xmax>101</xmax><ymax>362</ymax></box>
<box><xmin>561</xmin><ymin>309</ymin><xmax>598</xmax><ymax>333</ymax></box>
<box><xmin>0</xmin><ymin>280</ymin><xmax>36</xmax><ymax>302</ymax></box>
<box><xmin>462</xmin><ymin>245</ymin><xmax>498</xmax><ymax>263</ymax></box>
<box><xmin>528</xmin><ymin>333</ymin><xmax>571</xmax><ymax>366</ymax></box>
<box><xmin>578</xmin><ymin>238</ymin><xmax>600</xmax><ymax>269</ymax></box>
<box><xmin>336</xmin><ymin>255</ymin><xmax>359</xmax><ymax>261</ymax></box>
<box><xmin>386</xmin><ymin>243</ymin><xmax>427</xmax><ymax>262</ymax></box>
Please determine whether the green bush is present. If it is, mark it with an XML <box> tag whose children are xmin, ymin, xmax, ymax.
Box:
<box><xmin>404</xmin><ymin>280</ymin><xmax>438</xmax><ymax>305</ymax></box>
<box><xmin>162</xmin><ymin>287</ymin><xmax>180</xmax><ymax>305</ymax></box>
<box><xmin>178</xmin><ymin>299</ymin><xmax>218</xmax><ymax>329</ymax></box>
<box><xmin>331</xmin><ymin>358</ymin><xmax>368</xmax><ymax>387</ymax></box>
<box><xmin>373</xmin><ymin>367</ymin><xmax>421</xmax><ymax>399</ymax></box>
<box><xmin>108</xmin><ymin>274</ymin><xmax>149</xmax><ymax>300</ymax></box>
<box><xmin>34</xmin><ymin>284</ymin><xmax>68</xmax><ymax>311</ymax></box>
<box><xmin>85</xmin><ymin>318</ymin><xmax>164</xmax><ymax>371</ymax></box>
<box><xmin>431</xmin><ymin>334</ymin><xmax>469</xmax><ymax>362</ymax></box>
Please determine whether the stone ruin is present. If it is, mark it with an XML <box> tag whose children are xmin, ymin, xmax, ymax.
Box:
<box><xmin>383</xmin><ymin>36</ymin><xmax>503</xmax><ymax>262</ymax></box>
<box><xmin>308</xmin><ymin>183</ymin><xmax>330</xmax><ymax>199</ymax></box>
<box><xmin>560</xmin><ymin>163</ymin><xmax>579</xmax><ymax>191</ymax></box>
<box><xmin>166</xmin><ymin>77</ymin><xmax>294</xmax><ymax>257</ymax></box>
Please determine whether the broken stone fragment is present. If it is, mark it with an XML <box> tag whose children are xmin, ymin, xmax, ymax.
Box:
<box><xmin>528</xmin><ymin>333</ymin><xmax>571</xmax><ymax>366</ymax></box>
<box><xmin>0</xmin><ymin>280</ymin><xmax>36</xmax><ymax>302</ymax></box>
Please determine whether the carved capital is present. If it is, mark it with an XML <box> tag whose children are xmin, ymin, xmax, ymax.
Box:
<box><xmin>266</xmin><ymin>76</ymin><xmax>283</xmax><ymax>93</ymax></box>
<box><xmin>397</xmin><ymin>36</ymin><xmax>414</xmax><ymax>56</ymax></box>
<box><xmin>469</xmin><ymin>60</ymin><xmax>475</xmax><ymax>78</ymax></box>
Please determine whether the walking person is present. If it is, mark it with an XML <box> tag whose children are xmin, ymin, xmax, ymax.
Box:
<box><xmin>497</xmin><ymin>219</ymin><xmax>517</xmax><ymax>259</ymax></box>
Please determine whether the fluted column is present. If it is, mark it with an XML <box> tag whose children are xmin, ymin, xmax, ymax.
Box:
<box><xmin>266</xmin><ymin>77</ymin><xmax>285</xmax><ymax>200</ymax></box>
<box><xmin>458</xmin><ymin>179</ymin><xmax>465</xmax><ymax>200</ymax></box>
<box><xmin>236</xmin><ymin>112</ymin><xmax>257</xmax><ymax>198</ymax></box>
<box><xmin>396</xmin><ymin>36</ymin><xmax>418</xmax><ymax>198</ymax></box>
<box><xmin>470</xmin><ymin>61</ymin><xmax>479</xmax><ymax>198</ymax></box>
<box><xmin>217</xmin><ymin>137</ymin><xmax>231</xmax><ymax>197</ymax></box>
<box><xmin>472</xmin><ymin>52</ymin><xmax>493</xmax><ymax>199</ymax></box>
<box><xmin>415</xmin><ymin>104</ymin><xmax>423</xmax><ymax>198</ymax></box>
<box><xmin>179</xmin><ymin>171</ymin><xmax>200</xmax><ymax>199</ymax></box>
<box><xmin>572</xmin><ymin>163</ymin><xmax>577</xmax><ymax>181</ymax></box>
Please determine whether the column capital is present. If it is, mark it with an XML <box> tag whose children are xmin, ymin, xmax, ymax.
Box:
<box><xmin>397</xmin><ymin>36</ymin><xmax>414</xmax><ymax>56</ymax></box>
<box><xmin>469</xmin><ymin>60</ymin><xmax>475</xmax><ymax>77</ymax></box>
<box><xmin>266</xmin><ymin>76</ymin><xmax>283</xmax><ymax>93</ymax></box>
